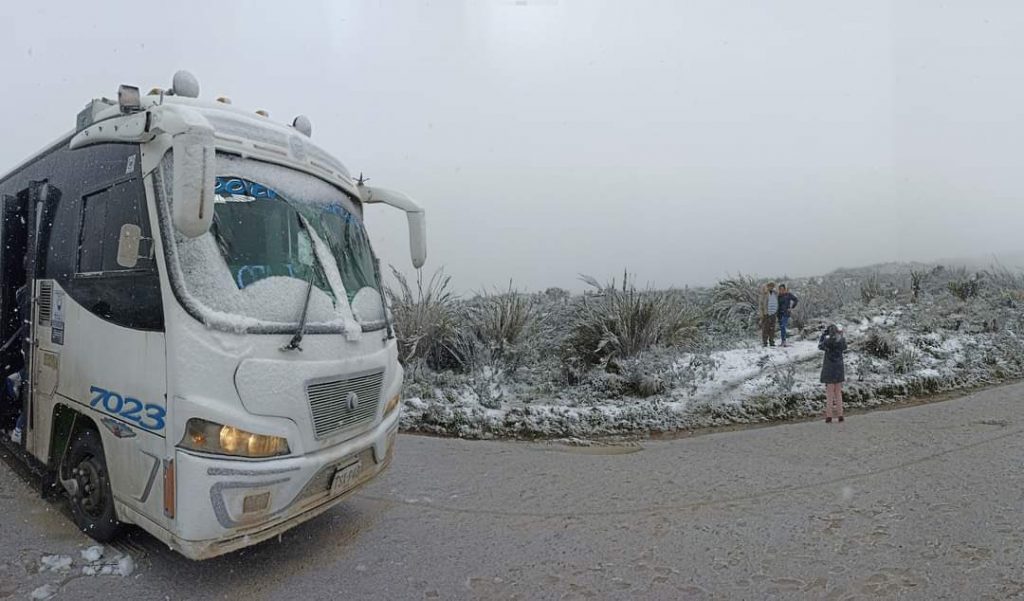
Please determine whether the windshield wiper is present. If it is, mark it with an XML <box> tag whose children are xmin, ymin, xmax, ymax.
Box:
<box><xmin>281</xmin><ymin>271</ymin><xmax>314</xmax><ymax>352</ymax></box>
<box><xmin>281</xmin><ymin>215</ymin><xmax>318</xmax><ymax>352</ymax></box>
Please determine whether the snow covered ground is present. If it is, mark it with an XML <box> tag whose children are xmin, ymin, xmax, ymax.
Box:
<box><xmin>399</xmin><ymin>299</ymin><xmax>1024</xmax><ymax>440</ymax></box>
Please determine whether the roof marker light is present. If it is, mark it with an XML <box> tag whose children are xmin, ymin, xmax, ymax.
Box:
<box><xmin>216</xmin><ymin>96</ymin><xmax>232</xmax><ymax>104</ymax></box>
<box><xmin>292</xmin><ymin>115</ymin><xmax>312</xmax><ymax>137</ymax></box>
<box><xmin>255</xmin><ymin>110</ymin><xmax>269</xmax><ymax>118</ymax></box>
<box><xmin>170</xmin><ymin>70</ymin><xmax>200</xmax><ymax>98</ymax></box>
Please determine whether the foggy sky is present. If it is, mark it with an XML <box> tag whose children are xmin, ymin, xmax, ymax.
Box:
<box><xmin>2</xmin><ymin>1</ymin><xmax>1023</xmax><ymax>292</ymax></box>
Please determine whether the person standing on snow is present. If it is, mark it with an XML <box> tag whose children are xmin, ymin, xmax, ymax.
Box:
<box><xmin>818</xmin><ymin>323</ymin><xmax>847</xmax><ymax>423</ymax></box>
<box><xmin>758</xmin><ymin>282</ymin><xmax>779</xmax><ymax>347</ymax></box>
<box><xmin>777</xmin><ymin>284</ymin><xmax>799</xmax><ymax>347</ymax></box>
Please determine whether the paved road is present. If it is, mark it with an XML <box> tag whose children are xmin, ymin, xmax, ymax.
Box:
<box><xmin>3</xmin><ymin>383</ymin><xmax>1024</xmax><ymax>600</ymax></box>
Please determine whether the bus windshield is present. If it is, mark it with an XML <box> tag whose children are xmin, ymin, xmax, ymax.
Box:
<box><xmin>159</xmin><ymin>154</ymin><xmax>386</xmax><ymax>333</ymax></box>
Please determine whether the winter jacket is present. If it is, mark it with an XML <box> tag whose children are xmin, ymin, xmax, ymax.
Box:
<box><xmin>777</xmin><ymin>292</ymin><xmax>799</xmax><ymax>317</ymax></box>
<box><xmin>818</xmin><ymin>332</ymin><xmax>847</xmax><ymax>384</ymax></box>
<box><xmin>758</xmin><ymin>290</ymin><xmax>779</xmax><ymax>317</ymax></box>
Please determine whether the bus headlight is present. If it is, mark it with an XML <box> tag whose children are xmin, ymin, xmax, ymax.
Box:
<box><xmin>384</xmin><ymin>394</ymin><xmax>401</xmax><ymax>416</ymax></box>
<box><xmin>180</xmin><ymin>419</ymin><xmax>290</xmax><ymax>458</ymax></box>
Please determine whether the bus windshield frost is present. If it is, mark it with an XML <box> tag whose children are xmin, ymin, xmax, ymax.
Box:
<box><xmin>157</xmin><ymin>154</ymin><xmax>388</xmax><ymax>334</ymax></box>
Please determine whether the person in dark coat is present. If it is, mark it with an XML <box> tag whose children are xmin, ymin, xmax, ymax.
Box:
<box><xmin>818</xmin><ymin>323</ymin><xmax>847</xmax><ymax>423</ymax></box>
<box><xmin>777</xmin><ymin>284</ymin><xmax>798</xmax><ymax>347</ymax></box>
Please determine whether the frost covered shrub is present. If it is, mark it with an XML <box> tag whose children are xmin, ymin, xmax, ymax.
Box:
<box><xmin>543</xmin><ymin>287</ymin><xmax>571</xmax><ymax>302</ymax></box>
<box><xmin>767</xmin><ymin>360</ymin><xmax>797</xmax><ymax>394</ymax></box>
<box><xmin>910</xmin><ymin>269</ymin><xmax>929</xmax><ymax>302</ymax></box>
<box><xmin>791</xmin><ymin>280</ymin><xmax>845</xmax><ymax>329</ymax></box>
<box><xmin>619</xmin><ymin>360</ymin><xmax>666</xmax><ymax>398</ymax></box>
<box><xmin>860</xmin><ymin>274</ymin><xmax>883</xmax><ymax>303</ymax></box>
<box><xmin>565</xmin><ymin>275</ymin><xmax>701</xmax><ymax>368</ymax></box>
<box><xmin>470</xmin><ymin>286</ymin><xmax>536</xmax><ymax>347</ymax></box>
<box><xmin>709</xmin><ymin>274</ymin><xmax>762</xmax><ymax>329</ymax></box>
<box><xmin>854</xmin><ymin>353</ymin><xmax>881</xmax><ymax>381</ymax></box>
<box><xmin>671</xmin><ymin>352</ymin><xmax>720</xmax><ymax>395</ymax></box>
<box><xmin>863</xmin><ymin>328</ymin><xmax>899</xmax><ymax>359</ymax></box>
<box><xmin>468</xmin><ymin>369</ymin><xmax>504</xmax><ymax>409</ymax></box>
<box><xmin>891</xmin><ymin>347</ymin><xmax>919</xmax><ymax>375</ymax></box>
<box><xmin>981</xmin><ymin>263</ymin><xmax>1024</xmax><ymax>295</ymax></box>
<box><xmin>466</xmin><ymin>284</ymin><xmax>546</xmax><ymax>375</ymax></box>
<box><xmin>387</xmin><ymin>268</ymin><xmax>471</xmax><ymax>372</ymax></box>
<box><xmin>948</xmin><ymin>277</ymin><xmax>980</xmax><ymax>301</ymax></box>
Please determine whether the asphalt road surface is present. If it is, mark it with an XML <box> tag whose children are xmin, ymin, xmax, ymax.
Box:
<box><xmin>3</xmin><ymin>382</ymin><xmax>1024</xmax><ymax>600</ymax></box>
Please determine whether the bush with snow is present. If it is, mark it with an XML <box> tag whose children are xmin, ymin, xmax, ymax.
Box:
<box><xmin>862</xmin><ymin>328</ymin><xmax>899</xmax><ymax>359</ymax></box>
<box><xmin>396</xmin><ymin>261</ymin><xmax>1024</xmax><ymax>439</ymax></box>
<box><xmin>562</xmin><ymin>274</ymin><xmax>701</xmax><ymax>370</ymax></box>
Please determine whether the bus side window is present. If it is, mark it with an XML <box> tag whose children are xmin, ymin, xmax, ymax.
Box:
<box><xmin>69</xmin><ymin>177</ymin><xmax>163</xmax><ymax>331</ymax></box>
<box><xmin>78</xmin><ymin>180</ymin><xmax>153</xmax><ymax>274</ymax></box>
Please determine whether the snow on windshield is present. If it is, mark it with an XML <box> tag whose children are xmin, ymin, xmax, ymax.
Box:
<box><xmin>159</xmin><ymin>154</ymin><xmax>369</xmax><ymax>334</ymax></box>
<box><xmin>176</xmin><ymin>231</ymin><xmax>347</xmax><ymax>327</ymax></box>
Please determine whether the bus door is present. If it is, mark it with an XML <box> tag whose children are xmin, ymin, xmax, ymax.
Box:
<box><xmin>0</xmin><ymin>192</ymin><xmax>28</xmax><ymax>432</ymax></box>
<box><xmin>25</xmin><ymin>181</ymin><xmax>61</xmax><ymax>460</ymax></box>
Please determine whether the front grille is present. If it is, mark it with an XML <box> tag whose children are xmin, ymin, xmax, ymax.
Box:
<box><xmin>37</xmin><ymin>281</ymin><xmax>53</xmax><ymax>326</ymax></box>
<box><xmin>306</xmin><ymin>371</ymin><xmax>383</xmax><ymax>439</ymax></box>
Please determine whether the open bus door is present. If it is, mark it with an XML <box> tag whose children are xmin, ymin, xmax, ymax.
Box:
<box><xmin>0</xmin><ymin>191</ymin><xmax>28</xmax><ymax>437</ymax></box>
<box><xmin>23</xmin><ymin>182</ymin><xmax>60</xmax><ymax>459</ymax></box>
<box><xmin>0</xmin><ymin>181</ymin><xmax>59</xmax><ymax>455</ymax></box>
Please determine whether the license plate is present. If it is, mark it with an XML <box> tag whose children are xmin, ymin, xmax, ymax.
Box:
<box><xmin>330</xmin><ymin>461</ymin><xmax>362</xmax><ymax>495</ymax></box>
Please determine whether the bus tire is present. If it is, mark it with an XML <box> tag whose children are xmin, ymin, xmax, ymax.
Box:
<box><xmin>66</xmin><ymin>428</ymin><xmax>122</xmax><ymax>542</ymax></box>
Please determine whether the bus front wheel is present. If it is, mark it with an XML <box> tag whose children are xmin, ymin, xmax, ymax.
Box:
<box><xmin>67</xmin><ymin>428</ymin><xmax>122</xmax><ymax>542</ymax></box>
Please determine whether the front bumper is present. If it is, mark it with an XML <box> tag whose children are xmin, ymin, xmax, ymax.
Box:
<box><xmin>169</xmin><ymin>409</ymin><xmax>399</xmax><ymax>560</ymax></box>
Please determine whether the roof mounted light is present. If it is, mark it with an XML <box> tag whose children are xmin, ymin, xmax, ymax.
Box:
<box><xmin>118</xmin><ymin>85</ymin><xmax>142</xmax><ymax>113</ymax></box>
<box><xmin>292</xmin><ymin>115</ymin><xmax>312</xmax><ymax>137</ymax></box>
<box><xmin>255</xmin><ymin>110</ymin><xmax>269</xmax><ymax>118</ymax></box>
<box><xmin>169</xmin><ymin>70</ymin><xmax>200</xmax><ymax>98</ymax></box>
<box><xmin>216</xmin><ymin>96</ymin><xmax>232</xmax><ymax>104</ymax></box>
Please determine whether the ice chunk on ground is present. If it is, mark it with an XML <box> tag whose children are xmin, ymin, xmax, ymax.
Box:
<box><xmin>39</xmin><ymin>554</ymin><xmax>72</xmax><ymax>572</ymax></box>
<box><xmin>31</xmin><ymin>584</ymin><xmax>59</xmax><ymax>600</ymax></box>
<box><xmin>117</xmin><ymin>555</ymin><xmax>135</xmax><ymax>577</ymax></box>
<box><xmin>81</xmin><ymin>545</ymin><xmax>104</xmax><ymax>562</ymax></box>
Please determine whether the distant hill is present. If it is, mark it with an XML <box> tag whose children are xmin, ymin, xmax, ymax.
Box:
<box><xmin>937</xmin><ymin>251</ymin><xmax>1024</xmax><ymax>271</ymax></box>
<box><xmin>827</xmin><ymin>251</ymin><xmax>1024</xmax><ymax>278</ymax></box>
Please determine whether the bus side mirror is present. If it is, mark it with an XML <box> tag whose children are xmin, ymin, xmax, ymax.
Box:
<box><xmin>406</xmin><ymin>211</ymin><xmax>426</xmax><ymax>269</ymax></box>
<box><xmin>357</xmin><ymin>185</ymin><xmax>427</xmax><ymax>268</ymax></box>
<box><xmin>171</xmin><ymin>130</ymin><xmax>216</xmax><ymax>238</ymax></box>
<box><xmin>116</xmin><ymin>224</ymin><xmax>143</xmax><ymax>268</ymax></box>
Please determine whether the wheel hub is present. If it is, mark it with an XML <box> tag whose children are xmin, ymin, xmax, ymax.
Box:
<box><xmin>74</xmin><ymin>457</ymin><xmax>106</xmax><ymax>518</ymax></box>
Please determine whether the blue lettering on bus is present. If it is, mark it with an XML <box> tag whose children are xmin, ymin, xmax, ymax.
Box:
<box><xmin>89</xmin><ymin>386</ymin><xmax>165</xmax><ymax>432</ymax></box>
<box><xmin>215</xmin><ymin>177</ymin><xmax>279</xmax><ymax>200</ymax></box>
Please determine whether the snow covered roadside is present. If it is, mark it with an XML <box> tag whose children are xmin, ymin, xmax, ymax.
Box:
<box><xmin>399</xmin><ymin>313</ymin><xmax>1024</xmax><ymax>440</ymax></box>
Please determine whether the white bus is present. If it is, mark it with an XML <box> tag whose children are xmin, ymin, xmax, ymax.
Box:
<box><xmin>0</xmin><ymin>71</ymin><xmax>425</xmax><ymax>559</ymax></box>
